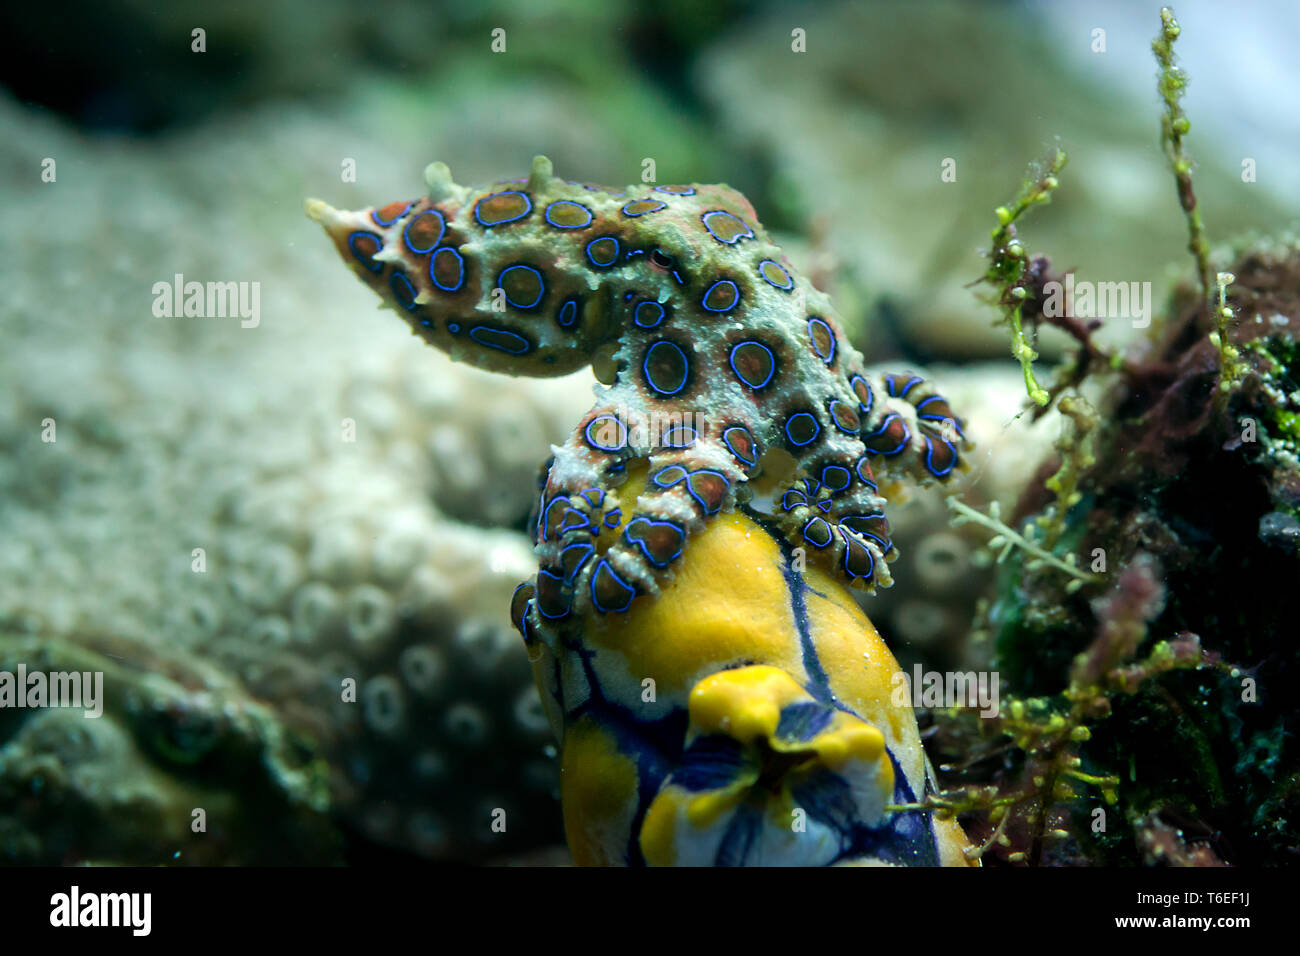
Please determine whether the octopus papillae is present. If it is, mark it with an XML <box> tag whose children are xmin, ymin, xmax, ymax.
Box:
<box><xmin>308</xmin><ymin>156</ymin><xmax>968</xmax><ymax>654</ymax></box>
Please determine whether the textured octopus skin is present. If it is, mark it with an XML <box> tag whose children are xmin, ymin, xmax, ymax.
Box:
<box><xmin>307</xmin><ymin>155</ymin><xmax>969</xmax><ymax>652</ymax></box>
<box><xmin>513</xmin><ymin>466</ymin><xmax>978</xmax><ymax>866</ymax></box>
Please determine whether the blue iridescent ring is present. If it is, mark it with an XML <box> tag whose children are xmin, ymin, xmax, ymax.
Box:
<box><xmin>469</xmin><ymin>325</ymin><xmax>532</xmax><ymax>354</ymax></box>
<box><xmin>586</xmin><ymin>236</ymin><xmax>621</xmax><ymax>268</ymax></box>
<box><xmin>388</xmin><ymin>272</ymin><xmax>418</xmax><ymax>310</ymax></box>
<box><xmin>403</xmin><ymin>210</ymin><xmax>445</xmax><ymax>254</ymax></box>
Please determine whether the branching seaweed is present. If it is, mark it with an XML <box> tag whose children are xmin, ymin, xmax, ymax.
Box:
<box><xmin>1153</xmin><ymin>8</ymin><xmax>1250</xmax><ymax>413</ymax></box>
<box><xmin>947</xmin><ymin>497</ymin><xmax>1095</xmax><ymax>590</ymax></box>
<box><xmin>1037</xmin><ymin>394</ymin><xmax>1099</xmax><ymax>552</ymax></box>
<box><xmin>1210</xmin><ymin>270</ymin><xmax>1250</xmax><ymax>401</ymax></box>
<box><xmin>982</xmin><ymin>148</ymin><xmax>1068</xmax><ymax>407</ymax></box>
<box><xmin>1153</xmin><ymin>6</ymin><xmax>1214</xmax><ymax>309</ymax></box>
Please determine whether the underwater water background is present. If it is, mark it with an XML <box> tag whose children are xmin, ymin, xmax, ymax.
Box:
<box><xmin>1</xmin><ymin>0</ymin><xmax>1298</xmax><ymax>867</ymax></box>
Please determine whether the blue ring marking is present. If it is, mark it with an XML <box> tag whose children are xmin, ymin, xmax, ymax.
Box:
<box><xmin>842</xmin><ymin>513</ymin><xmax>891</xmax><ymax>552</ymax></box>
<box><xmin>496</xmin><ymin>264</ymin><xmax>546</xmax><ymax>310</ymax></box>
<box><xmin>370</xmin><ymin>202</ymin><xmax>412</xmax><ymax>227</ymax></box>
<box><xmin>803</xmin><ymin>477</ymin><xmax>821</xmax><ymax>497</ymax></box>
<box><xmin>757</xmin><ymin>259</ymin><xmax>794</xmax><ymax>290</ymax></box>
<box><xmin>586</xmin><ymin>236</ymin><xmax>621</xmax><ymax>268</ymax></box>
<box><xmin>701</xmin><ymin>209</ymin><xmax>755</xmax><ymax>244</ymax></box>
<box><xmin>541</xmin><ymin>496</ymin><xmax>570</xmax><ymax>540</ymax></box>
<box><xmin>517</xmin><ymin>599</ymin><xmax>538</xmax><ymax>641</ymax></box>
<box><xmin>919</xmin><ymin>412</ymin><xmax>961</xmax><ymax>432</ymax></box>
<box><xmin>915</xmin><ymin>396</ymin><xmax>945</xmax><ymax>414</ymax></box>
<box><xmin>543</xmin><ymin>200</ymin><xmax>594</xmax><ymax>229</ymax></box>
<box><xmin>579</xmin><ymin>488</ymin><xmax>604</xmax><ymax>508</ymax></box>
<box><xmin>808</xmin><ymin>317</ymin><xmax>836</xmax><ymax>364</ymax></box>
<box><xmin>849</xmin><ymin>374</ymin><xmax>874</xmax><ymax>416</ymax></box>
<box><xmin>403</xmin><ymin>210</ymin><xmax>445</xmax><ymax>254</ymax></box>
<box><xmin>863</xmin><ymin>414</ymin><xmax>910</xmax><ymax>456</ymax></box>
<box><xmin>559</xmin><ymin>542</ymin><xmax>595</xmax><ymax>584</ymax></box>
<box><xmin>662</xmin><ymin>423</ymin><xmax>697</xmax><ymax>449</ymax></box>
<box><xmin>828</xmin><ymin>400</ymin><xmax>859</xmax><ymax>435</ymax></box>
<box><xmin>701</xmin><ymin>279</ymin><xmax>740</xmax><ymax>313</ymax></box>
<box><xmin>602</xmin><ymin>509</ymin><xmax>623</xmax><ymax>529</ymax></box>
<box><xmin>590</xmin><ymin>559</ymin><xmax>636</xmax><ymax>614</ymax></box>
<box><xmin>651</xmin><ymin>464</ymin><xmax>688</xmax><ymax>489</ymax></box>
<box><xmin>419</xmin><ymin>318</ymin><xmax>433</xmax><ymax>329</ymax></box>
<box><xmin>429</xmin><ymin>247</ymin><xmax>465</xmax><ymax>292</ymax></box>
<box><xmin>722</xmin><ymin>426</ymin><xmax>756</xmax><ymax>467</ymax></box>
<box><xmin>585</xmin><ymin>415</ymin><xmax>628</xmax><ymax>452</ymax></box>
<box><xmin>346</xmin><ymin>231</ymin><xmax>384</xmax><ymax>273</ymax></box>
<box><xmin>622</xmin><ymin>199</ymin><xmax>668</xmax><ymax>217</ymax></box>
<box><xmin>781</xmin><ymin>489</ymin><xmax>807</xmax><ymax>512</ymax></box>
<box><xmin>886</xmin><ymin>374</ymin><xmax>924</xmax><ymax>399</ymax></box>
<box><xmin>821</xmin><ymin>465</ymin><xmax>852</xmax><ymax>493</ymax></box>
<box><xmin>839</xmin><ymin>528</ymin><xmax>876</xmax><ymax>581</ymax></box>
<box><xmin>924</xmin><ymin>436</ymin><xmax>958</xmax><ymax>478</ymax></box>
<box><xmin>683</xmin><ymin>470</ymin><xmax>728</xmax><ymax>514</ymax></box>
<box><xmin>802</xmin><ymin>517</ymin><xmax>833</xmax><ymax>549</ymax></box>
<box><xmin>388</xmin><ymin>272</ymin><xmax>418</xmax><ymax>311</ymax></box>
<box><xmin>728</xmin><ymin>341</ymin><xmax>776</xmax><ymax>389</ymax></box>
<box><xmin>559</xmin><ymin>508</ymin><xmax>590</xmax><ymax>533</ymax></box>
<box><xmin>863</xmin><ymin>530</ymin><xmax>890</xmax><ymax>552</ymax></box>
<box><xmin>854</xmin><ymin>456</ymin><xmax>879</xmax><ymax>492</ymax></box>
<box><xmin>447</xmin><ymin>322</ymin><xmax>461</xmax><ymax>333</ymax></box>
<box><xmin>916</xmin><ymin>396</ymin><xmax>964</xmax><ymax>437</ymax></box>
<box><xmin>509</xmin><ymin>582</ymin><xmax>531</xmax><ymax>635</ymax></box>
<box><xmin>634</xmin><ymin>300</ymin><xmax>666</xmax><ymax>328</ymax></box>
<box><xmin>653</xmin><ymin>185</ymin><xmax>696</xmax><ymax>196</ymax></box>
<box><xmin>474</xmin><ymin>190</ymin><xmax>532</xmax><ymax>227</ymax></box>
<box><xmin>643</xmin><ymin>340</ymin><xmax>689</xmax><ymax>396</ymax></box>
<box><xmin>623</xmin><ymin>517</ymin><xmax>686</xmax><ymax>568</ymax></box>
<box><xmin>535</xmin><ymin>569</ymin><xmax>571</xmax><ymax>620</ymax></box>
<box><xmin>469</xmin><ymin>325</ymin><xmax>532</xmax><ymax>355</ymax></box>
<box><xmin>784</xmin><ymin>411</ymin><xmax>821</xmax><ymax>447</ymax></box>
<box><xmin>557</xmin><ymin>298</ymin><xmax>580</xmax><ymax>329</ymax></box>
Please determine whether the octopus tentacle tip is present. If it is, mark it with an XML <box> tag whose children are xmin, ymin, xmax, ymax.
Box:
<box><xmin>303</xmin><ymin>197</ymin><xmax>334</xmax><ymax>223</ymax></box>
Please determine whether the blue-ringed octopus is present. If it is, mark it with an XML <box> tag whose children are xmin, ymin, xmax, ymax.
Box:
<box><xmin>307</xmin><ymin>155</ymin><xmax>968</xmax><ymax>654</ymax></box>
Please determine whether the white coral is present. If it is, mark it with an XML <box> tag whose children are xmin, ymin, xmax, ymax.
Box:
<box><xmin>0</xmin><ymin>93</ymin><xmax>591</xmax><ymax>861</ymax></box>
